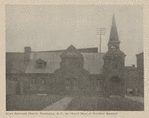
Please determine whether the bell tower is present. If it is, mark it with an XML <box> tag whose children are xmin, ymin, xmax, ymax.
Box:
<box><xmin>102</xmin><ymin>15</ymin><xmax>126</xmax><ymax>97</ymax></box>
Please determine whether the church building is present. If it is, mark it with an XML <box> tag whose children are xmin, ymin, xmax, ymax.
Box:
<box><xmin>6</xmin><ymin>15</ymin><xmax>144</xmax><ymax>97</ymax></box>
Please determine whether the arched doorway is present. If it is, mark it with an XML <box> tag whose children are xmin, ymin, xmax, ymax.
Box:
<box><xmin>109</xmin><ymin>76</ymin><xmax>121</xmax><ymax>96</ymax></box>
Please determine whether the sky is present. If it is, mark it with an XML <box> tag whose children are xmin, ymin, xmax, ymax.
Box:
<box><xmin>6</xmin><ymin>5</ymin><xmax>143</xmax><ymax>66</ymax></box>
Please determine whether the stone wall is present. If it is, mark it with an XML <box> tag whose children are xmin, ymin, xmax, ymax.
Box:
<box><xmin>90</xmin><ymin>74</ymin><xmax>104</xmax><ymax>96</ymax></box>
<box><xmin>6</xmin><ymin>74</ymin><xmax>54</xmax><ymax>95</ymax></box>
<box><xmin>6</xmin><ymin>79</ymin><xmax>18</xmax><ymax>95</ymax></box>
<box><xmin>6</xmin><ymin>73</ymin><xmax>106</xmax><ymax>96</ymax></box>
<box><xmin>102</xmin><ymin>56</ymin><xmax>126</xmax><ymax>97</ymax></box>
<box><xmin>54</xmin><ymin>68</ymin><xmax>91</xmax><ymax>96</ymax></box>
<box><xmin>125</xmin><ymin>66</ymin><xmax>139</xmax><ymax>96</ymax></box>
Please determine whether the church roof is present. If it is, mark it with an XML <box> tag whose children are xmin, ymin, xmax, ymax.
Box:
<box><xmin>25</xmin><ymin>51</ymin><xmax>104</xmax><ymax>74</ymax></box>
<box><xmin>83</xmin><ymin>53</ymin><xmax>104</xmax><ymax>74</ymax></box>
<box><xmin>6</xmin><ymin>53</ymin><xmax>29</xmax><ymax>73</ymax></box>
<box><xmin>25</xmin><ymin>52</ymin><xmax>61</xmax><ymax>74</ymax></box>
<box><xmin>60</xmin><ymin>45</ymin><xmax>83</xmax><ymax>58</ymax></box>
<box><xmin>32</xmin><ymin>47</ymin><xmax>98</xmax><ymax>53</ymax></box>
<box><xmin>6</xmin><ymin>47</ymin><xmax>100</xmax><ymax>74</ymax></box>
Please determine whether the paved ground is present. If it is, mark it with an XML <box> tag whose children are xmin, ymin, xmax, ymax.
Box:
<box><xmin>66</xmin><ymin>96</ymin><xmax>144</xmax><ymax>111</ymax></box>
<box><xmin>6</xmin><ymin>95</ymin><xmax>63</xmax><ymax>111</ymax></box>
<box><xmin>43</xmin><ymin>97</ymin><xmax>73</xmax><ymax>111</ymax></box>
<box><xmin>125</xmin><ymin>96</ymin><xmax>144</xmax><ymax>103</ymax></box>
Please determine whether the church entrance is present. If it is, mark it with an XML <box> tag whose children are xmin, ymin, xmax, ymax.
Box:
<box><xmin>109</xmin><ymin>76</ymin><xmax>121</xmax><ymax>96</ymax></box>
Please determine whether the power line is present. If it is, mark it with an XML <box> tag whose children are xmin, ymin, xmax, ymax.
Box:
<box><xmin>96</xmin><ymin>28</ymin><xmax>106</xmax><ymax>53</ymax></box>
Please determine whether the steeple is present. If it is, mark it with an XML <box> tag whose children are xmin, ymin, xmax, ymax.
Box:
<box><xmin>108</xmin><ymin>14</ymin><xmax>120</xmax><ymax>50</ymax></box>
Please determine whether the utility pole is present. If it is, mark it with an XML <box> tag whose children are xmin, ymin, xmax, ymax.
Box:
<box><xmin>96</xmin><ymin>28</ymin><xmax>106</xmax><ymax>53</ymax></box>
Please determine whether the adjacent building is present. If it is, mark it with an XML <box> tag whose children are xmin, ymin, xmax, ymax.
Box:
<box><xmin>136</xmin><ymin>52</ymin><xmax>144</xmax><ymax>96</ymax></box>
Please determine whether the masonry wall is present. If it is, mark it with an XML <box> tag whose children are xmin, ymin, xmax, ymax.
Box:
<box><xmin>90</xmin><ymin>74</ymin><xmax>104</xmax><ymax>96</ymax></box>
<box><xmin>6</xmin><ymin>73</ymin><xmax>106</xmax><ymax>96</ymax></box>
<box><xmin>136</xmin><ymin>53</ymin><xmax>144</xmax><ymax>97</ymax></box>
<box><xmin>6</xmin><ymin>79</ymin><xmax>18</xmax><ymax>95</ymax></box>
<box><xmin>6</xmin><ymin>74</ymin><xmax>21</xmax><ymax>95</ymax></box>
<box><xmin>6</xmin><ymin>74</ymin><xmax>54</xmax><ymax>95</ymax></box>
<box><xmin>125</xmin><ymin>67</ymin><xmax>139</xmax><ymax>96</ymax></box>
<box><xmin>22</xmin><ymin>74</ymin><xmax>54</xmax><ymax>95</ymax></box>
<box><xmin>102</xmin><ymin>56</ymin><xmax>126</xmax><ymax>97</ymax></box>
<box><xmin>54</xmin><ymin>68</ymin><xmax>91</xmax><ymax>96</ymax></box>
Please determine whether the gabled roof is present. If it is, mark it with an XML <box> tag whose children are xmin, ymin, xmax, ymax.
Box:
<box><xmin>25</xmin><ymin>51</ymin><xmax>104</xmax><ymax>74</ymax></box>
<box><xmin>25</xmin><ymin>52</ymin><xmax>61</xmax><ymax>74</ymax></box>
<box><xmin>60</xmin><ymin>45</ymin><xmax>83</xmax><ymax>59</ymax></box>
<box><xmin>6</xmin><ymin>46</ymin><xmax>104</xmax><ymax>74</ymax></box>
<box><xmin>83</xmin><ymin>53</ymin><xmax>104</xmax><ymax>74</ymax></box>
<box><xmin>32</xmin><ymin>47</ymin><xmax>98</xmax><ymax>53</ymax></box>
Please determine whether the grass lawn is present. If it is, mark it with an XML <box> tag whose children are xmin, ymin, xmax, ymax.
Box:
<box><xmin>97</xmin><ymin>97</ymin><xmax>144</xmax><ymax>111</ymax></box>
<box><xmin>6</xmin><ymin>95</ymin><xmax>64</xmax><ymax>111</ymax></box>
<box><xmin>66</xmin><ymin>96</ymin><xmax>101</xmax><ymax>110</ymax></box>
<box><xmin>66</xmin><ymin>96</ymin><xmax>144</xmax><ymax>111</ymax></box>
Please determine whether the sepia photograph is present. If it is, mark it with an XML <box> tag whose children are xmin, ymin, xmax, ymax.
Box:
<box><xmin>6</xmin><ymin>4</ymin><xmax>144</xmax><ymax>111</ymax></box>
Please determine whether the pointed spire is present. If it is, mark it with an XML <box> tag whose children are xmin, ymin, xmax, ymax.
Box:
<box><xmin>108</xmin><ymin>14</ymin><xmax>120</xmax><ymax>44</ymax></box>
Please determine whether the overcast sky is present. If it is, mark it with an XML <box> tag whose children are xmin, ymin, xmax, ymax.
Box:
<box><xmin>6</xmin><ymin>5</ymin><xmax>143</xmax><ymax>66</ymax></box>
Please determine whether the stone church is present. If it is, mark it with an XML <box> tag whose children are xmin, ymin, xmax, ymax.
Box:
<box><xmin>6</xmin><ymin>15</ymin><xmax>144</xmax><ymax>97</ymax></box>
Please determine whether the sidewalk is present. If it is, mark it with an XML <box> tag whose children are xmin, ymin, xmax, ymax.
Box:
<box><xmin>125</xmin><ymin>96</ymin><xmax>144</xmax><ymax>103</ymax></box>
<box><xmin>43</xmin><ymin>97</ymin><xmax>73</xmax><ymax>111</ymax></box>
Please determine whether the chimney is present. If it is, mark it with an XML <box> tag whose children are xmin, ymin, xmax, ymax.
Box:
<box><xmin>132</xmin><ymin>64</ymin><xmax>135</xmax><ymax>67</ymax></box>
<box><xmin>24</xmin><ymin>46</ymin><xmax>31</xmax><ymax>62</ymax></box>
